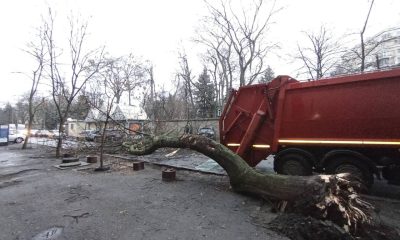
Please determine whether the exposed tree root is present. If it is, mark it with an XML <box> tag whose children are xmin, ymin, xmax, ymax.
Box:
<box><xmin>123</xmin><ymin>134</ymin><xmax>397</xmax><ymax>239</ymax></box>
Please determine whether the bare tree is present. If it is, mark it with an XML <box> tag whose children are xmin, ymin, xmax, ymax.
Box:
<box><xmin>296</xmin><ymin>26</ymin><xmax>340</xmax><ymax>80</ymax></box>
<box><xmin>82</xmin><ymin>74</ymin><xmax>115</xmax><ymax>170</ymax></box>
<box><xmin>96</xmin><ymin>79</ymin><xmax>116</xmax><ymax>171</ymax></box>
<box><xmin>147</xmin><ymin>64</ymin><xmax>155</xmax><ymax>119</ymax></box>
<box><xmin>176</xmin><ymin>51</ymin><xmax>196</xmax><ymax>119</ymax></box>
<box><xmin>44</xmin><ymin>9</ymin><xmax>105</xmax><ymax>157</ymax></box>
<box><xmin>21</xmin><ymin>26</ymin><xmax>47</xmax><ymax>149</ymax></box>
<box><xmin>201</xmin><ymin>48</ymin><xmax>234</xmax><ymax>113</ymax></box>
<box><xmin>123</xmin><ymin>55</ymin><xmax>148</xmax><ymax>106</ymax></box>
<box><xmin>82</xmin><ymin>79</ymin><xmax>104</xmax><ymax>110</ymax></box>
<box><xmin>97</xmin><ymin>54</ymin><xmax>149</xmax><ymax>105</ymax></box>
<box><xmin>102</xmin><ymin>56</ymin><xmax>125</xmax><ymax>104</ymax></box>
<box><xmin>200</xmin><ymin>0</ymin><xmax>279</xmax><ymax>87</ymax></box>
<box><xmin>141</xmin><ymin>63</ymin><xmax>157</xmax><ymax>121</ymax></box>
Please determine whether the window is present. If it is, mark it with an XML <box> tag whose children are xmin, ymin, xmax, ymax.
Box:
<box><xmin>383</xmin><ymin>33</ymin><xmax>392</xmax><ymax>40</ymax></box>
<box><xmin>70</xmin><ymin>124</ymin><xmax>74</xmax><ymax>130</ymax></box>
<box><xmin>379</xmin><ymin>58</ymin><xmax>389</xmax><ymax>66</ymax></box>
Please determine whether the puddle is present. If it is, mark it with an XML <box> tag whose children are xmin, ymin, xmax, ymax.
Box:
<box><xmin>195</xmin><ymin>159</ymin><xmax>225</xmax><ymax>173</ymax></box>
<box><xmin>0</xmin><ymin>179</ymin><xmax>23</xmax><ymax>189</ymax></box>
<box><xmin>32</xmin><ymin>227</ymin><xmax>63</xmax><ymax>240</ymax></box>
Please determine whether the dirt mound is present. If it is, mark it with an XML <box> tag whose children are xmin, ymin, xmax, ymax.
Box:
<box><xmin>268</xmin><ymin>213</ymin><xmax>352</xmax><ymax>240</ymax></box>
<box><xmin>268</xmin><ymin>213</ymin><xmax>400</xmax><ymax>240</ymax></box>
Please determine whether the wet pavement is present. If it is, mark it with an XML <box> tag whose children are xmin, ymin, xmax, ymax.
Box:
<box><xmin>24</xmin><ymin>137</ymin><xmax>275</xmax><ymax>175</ymax></box>
<box><xmin>112</xmin><ymin>148</ymin><xmax>400</xmax><ymax>200</ymax></box>
<box><xmin>0</xmin><ymin>145</ymin><xmax>287</xmax><ymax>240</ymax></box>
<box><xmin>112</xmin><ymin>148</ymin><xmax>275</xmax><ymax>175</ymax></box>
<box><xmin>19</xmin><ymin>137</ymin><xmax>400</xmax><ymax>199</ymax></box>
<box><xmin>2</xmin><ymin>142</ymin><xmax>400</xmax><ymax>239</ymax></box>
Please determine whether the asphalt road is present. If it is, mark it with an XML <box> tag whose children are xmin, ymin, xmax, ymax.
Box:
<box><xmin>2</xmin><ymin>142</ymin><xmax>400</xmax><ymax>239</ymax></box>
<box><xmin>0</xmin><ymin>145</ymin><xmax>287</xmax><ymax>240</ymax></box>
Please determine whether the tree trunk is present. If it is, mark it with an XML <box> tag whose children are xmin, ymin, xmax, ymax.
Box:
<box><xmin>99</xmin><ymin>117</ymin><xmax>110</xmax><ymax>169</ymax></box>
<box><xmin>123</xmin><ymin>134</ymin><xmax>374</xmax><ymax>234</ymax></box>
<box><xmin>22</xmin><ymin>117</ymin><xmax>34</xmax><ymax>149</ymax></box>
<box><xmin>55</xmin><ymin>118</ymin><xmax>65</xmax><ymax>157</ymax></box>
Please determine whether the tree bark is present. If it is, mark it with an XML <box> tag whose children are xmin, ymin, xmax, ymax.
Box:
<box><xmin>123</xmin><ymin>134</ymin><xmax>373</xmax><ymax>234</ymax></box>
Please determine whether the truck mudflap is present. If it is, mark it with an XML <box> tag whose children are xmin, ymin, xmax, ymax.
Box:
<box><xmin>382</xmin><ymin>165</ymin><xmax>400</xmax><ymax>185</ymax></box>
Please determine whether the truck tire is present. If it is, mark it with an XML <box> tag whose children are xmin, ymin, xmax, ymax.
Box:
<box><xmin>274</xmin><ymin>153</ymin><xmax>313</xmax><ymax>176</ymax></box>
<box><xmin>325</xmin><ymin>156</ymin><xmax>373</xmax><ymax>188</ymax></box>
<box><xmin>15</xmin><ymin>137</ymin><xmax>23</xmax><ymax>143</ymax></box>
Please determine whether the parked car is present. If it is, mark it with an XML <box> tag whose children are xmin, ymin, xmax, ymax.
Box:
<box><xmin>8</xmin><ymin>130</ymin><xmax>25</xmax><ymax>143</ymax></box>
<box><xmin>77</xmin><ymin>130</ymin><xmax>100</xmax><ymax>141</ymax></box>
<box><xmin>78</xmin><ymin>130</ymin><xmax>90</xmax><ymax>140</ymax></box>
<box><xmin>85</xmin><ymin>130</ymin><xmax>100</xmax><ymax>141</ymax></box>
<box><xmin>50</xmin><ymin>130</ymin><xmax>67</xmax><ymax>139</ymax></box>
<box><xmin>29</xmin><ymin>129</ymin><xmax>39</xmax><ymax>137</ymax></box>
<box><xmin>197</xmin><ymin>127</ymin><xmax>216</xmax><ymax>140</ymax></box>
<box><xmin>35</xmin><ymin>129</ymin><xmax>53</xmax><ymax>138</ymax></box>
<box><xmin>94</xmin><ymin>129</ymin><xmax>126</xmax><ymax>142</ymax></box>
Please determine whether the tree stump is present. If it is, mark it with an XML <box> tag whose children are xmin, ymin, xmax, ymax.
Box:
<box><xmin>86</xmin><ymin>156</ymin><xmax>98</xmax><ymax>163</ymax></box>
<box><xmin>132</xmin><ymin>161</ymin><xmax>144</xmax><ymax>171</ymax></box>
<box><xmin>162</xmin><ymin>168</ymin><xmax>176</xmax><ymax>181</ymax></box>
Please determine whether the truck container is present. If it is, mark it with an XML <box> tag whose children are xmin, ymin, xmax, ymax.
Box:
<box><xmin>219</xmin><ymin>69</ymin><xmax>400</xmax><ymax>186</ymax></box>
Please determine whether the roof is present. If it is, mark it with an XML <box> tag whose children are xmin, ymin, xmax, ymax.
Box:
<box><xmin>85</xmin><ymin>108</ymin><xmax>106</xmax><ymax>122</ymax></box>
<box><xmin>111</xmin><ymin>103</ymin><xmax>147</xmax><ymax>121</ymax></box>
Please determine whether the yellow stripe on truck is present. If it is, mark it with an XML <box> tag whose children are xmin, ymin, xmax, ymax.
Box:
<box><xmin>227</xmin><ymin>143</ymin><xmax>240</xmax><ymax>147</ymax></box>
<box><xmin>252</xmin><ymin>144</ymin><xmax>270</xmax><ymax>148</ymax></box>
<box><xmin>226</xmin><ymin>143</ymin><xmax>270</xmax><ymax>148</ymax></box>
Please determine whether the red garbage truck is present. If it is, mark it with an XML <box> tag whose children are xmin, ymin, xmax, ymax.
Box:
<box><xmin>219</xmin><ymin>68</ymin><xmax>400</xmax><ymax>186</ymax></box>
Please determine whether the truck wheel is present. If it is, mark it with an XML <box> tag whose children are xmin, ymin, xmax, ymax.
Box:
<box><xmin>325</xmin><ymin>157</ymin><xmax>373</xmax><ymax>188</ymax></box>
<box><xmin>15</xmin><ymin>137</ymin><xmax>23</xmax><ymax>143</ymax></box>
<box><xmin>274</xmin><ymin>154</ymin><xmax>312</xmax><ymax>176</ymax></box>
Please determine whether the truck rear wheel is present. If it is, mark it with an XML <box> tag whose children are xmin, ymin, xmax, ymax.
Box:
<box><xmin>325</xmin><ymin>156</ymin><xmax>373</xmax><ymax>188</ymax></box>
<box><xmin>274</xmin><ymin>153</ymin><xmax>312</xmax><ymax>176</ymax></box>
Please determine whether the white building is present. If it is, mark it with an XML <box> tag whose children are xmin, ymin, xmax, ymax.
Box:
<box><xmin>365</xmin><ymin>29</ymin><xmax>400</xmax><ymax>70</ymax></box>
<box><xmin>333</xmin><ymin>28</ymin><xmax>400</xmax><ymax>76</ymax></box>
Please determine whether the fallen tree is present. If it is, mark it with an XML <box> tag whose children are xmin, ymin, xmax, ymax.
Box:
<box><xmin>123</xmin><ymin>134</ymin><xmax>396</xmax><ymax>238</ymax></box>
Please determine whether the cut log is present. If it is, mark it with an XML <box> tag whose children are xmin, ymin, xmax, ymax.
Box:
<box><xmin>123</xmin><ymin>134</ymin><xmax>373</xmax><ymax>234</ymax></box>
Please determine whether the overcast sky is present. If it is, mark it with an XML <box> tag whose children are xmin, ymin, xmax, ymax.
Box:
<box><xmin>1</xmin><ymin>0</ymin><xmax>399</xmax><ymax>106</ymax></box>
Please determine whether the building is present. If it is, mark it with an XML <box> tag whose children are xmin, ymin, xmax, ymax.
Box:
<box><xmin>66</xmin><ymin>119</ymin><xmax>86</xmax><ymax>137</ymax></box>
<box><xmin>333</xmin><ymin>28</ymin><xmax>400</xmax><ymax>75</ymax></box>
<box><xmin>365</xmin><ymin>29</ymin><xmax>400</xmax><ymax>70</ymax></box>
<box><xmin>69</xmin><ymin>103</ymin><xmax>148</xmax><ymax>136</ymax></box>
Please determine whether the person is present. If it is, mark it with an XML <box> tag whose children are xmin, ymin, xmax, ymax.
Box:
<box><xmin>184</xmin><ymin>124</ymin><xmax>189</xmax><ymax>134</ymax></box>
<box><xmin>184</xmin><ymin>122</ymin><xmax>193</xmax><ymax>134</ymax></box>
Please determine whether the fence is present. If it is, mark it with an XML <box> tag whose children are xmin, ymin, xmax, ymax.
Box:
<box><xmin>147</xmin><ymin>118</ymin><xmax>220</xmax><ymax>140</ymax></box>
